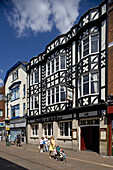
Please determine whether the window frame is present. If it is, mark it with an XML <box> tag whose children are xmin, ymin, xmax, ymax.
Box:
<box><xmin>59</xmin><ymin>121</ymin><xmax>72</xmax><ymax>137</ymax></box>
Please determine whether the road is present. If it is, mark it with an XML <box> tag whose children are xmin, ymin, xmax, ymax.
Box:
<box><xmin>0</xmin><ymin>141</ymin><xmax>113</xmax><ymax>170</ymax></box>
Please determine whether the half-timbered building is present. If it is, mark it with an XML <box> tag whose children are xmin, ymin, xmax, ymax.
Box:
<box><xmin>27</xmin><ymin>0</ymin><xmax>113</xmax><ymax>155</ymax></box>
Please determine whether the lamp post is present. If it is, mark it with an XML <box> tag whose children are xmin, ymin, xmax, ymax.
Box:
<box><xmin>3</xmin><ymin>93</ymin><xmax>12</xmax><ymax>146</ymax></box>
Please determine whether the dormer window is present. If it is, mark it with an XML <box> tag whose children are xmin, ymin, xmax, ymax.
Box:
<box><xmin>12</xmin><ymin>70</ymin><xmax>18</xmax><ymax>81</ymax></box>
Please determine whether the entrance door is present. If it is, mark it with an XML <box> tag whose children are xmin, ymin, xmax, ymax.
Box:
<box><xmin>81</xmin><ymin>126</ymin><xmax>99</xmax><ymax>153</ymax></box>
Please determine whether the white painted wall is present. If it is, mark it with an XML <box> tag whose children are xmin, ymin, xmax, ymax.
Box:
<box><xmin>5</xmin><ymin>64</ymin><xmax>27</xmax><ymax>118</ymax></box>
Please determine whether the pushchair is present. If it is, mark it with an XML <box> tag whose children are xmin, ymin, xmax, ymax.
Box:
<box><xmin>55</xmin><ymin>146</ymin><xmax>66</xmax><ymax>162</ymax></box>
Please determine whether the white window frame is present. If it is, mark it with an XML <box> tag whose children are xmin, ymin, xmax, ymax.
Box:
<box><xmin>81</xmin><ymin>33</ymin><xmax>99</xmax><ymax>59</ymax></box>
<box><xmin>58</xmin><ymin>121</ymin><xmax>72</xmax><ymax>137</ymax></box>
<box><xmin>43</xmin><ymin>123</ymin><xmax>53</xmax><ymax>136</ymax></box>
<box><xmin>46</xmin><ymin>85</ymin><xmax>66</xmax><ymax>106</ymax></box>
<box><xmin>31</xmin><ymin>124</ymin><xmax>38</xmax><ymax>136</ymax></box>
<box><xmin>78</xmin><ymin>72</ymin><xmax>99</xmax><ymax>98</ymax></box>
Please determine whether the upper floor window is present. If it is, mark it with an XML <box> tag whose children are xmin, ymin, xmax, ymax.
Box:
<box><xmin>30</xmin><ymin>95</ymin><xmax>39</xmax><ymax>110</ymax></box>
<box><xmin>78</xmin><ymin>33</ymin><xmax>99</xmax><ymax>61</ymax></box>
<box><xmin>78</xmin><ymin>72</ymin><xmax>99</xmax><ymax>98</ymax></box>
<box><xmin>12</xmin><ymin>70</ymin><xmax>18</xmax><ymax>81</ymax></box>
<box><xmin>11</xmin><ymin>104</ymin><xmax>20</xmax><ymax>118</ymax></box>
<box><xmin>30</xmin><ymin>69</ymin><xmax>39</xmax><ymax>85</ymax></box>
<box><xmin>0</xmin><ymin>94</ymin><xmax>3</xmax><ymax>101</ymax></box>
<box><xmin>23</xmin><ymin>84</ymin><xmax>25</xmax><ymax>98</ymax></box>
<box><xmin>0</xmin><ymin>110</ymin><xmax>3</xmax><ymax>117</ymax></box>
<box><xmin>46</xmin><ymin>54</ymin><xmax>66</xmax><ymax>76</ymax></box>
<box><xmin>47</xmin><ymin>85</ymin><xmax>66</xmax><ymax>105</ymax></box>
<box><xmin>23</xmin><ymin>103</ymin><xmax>25</xmax><ymax>116</ymax></box>
<box><xmin>11</xmin><ymin>86</ymin><xmax>20</xmax><ymax>101</ymax></box>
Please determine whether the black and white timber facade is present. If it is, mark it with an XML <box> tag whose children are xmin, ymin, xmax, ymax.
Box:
<box><xmin>27</xmin><ymin>0</ymin><xmax>111</xmax><ymax>155</ymax></box>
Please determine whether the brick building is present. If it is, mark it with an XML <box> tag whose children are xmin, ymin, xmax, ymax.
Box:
<box><xmin>0</xmin><ymin>85</ymin><xmax>5</xmax><ymax>140</ymax></box>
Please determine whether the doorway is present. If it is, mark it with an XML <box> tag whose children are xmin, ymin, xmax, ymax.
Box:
<box><xmin>81</xmin><ymin>126</ymin><xmax>99</xmax><ymax>153</ymax></box>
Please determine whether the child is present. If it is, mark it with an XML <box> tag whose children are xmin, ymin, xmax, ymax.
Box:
<box><xmin>39</xmin><ymin>137</ymin><xmax>44</xmax><ymax>153</ymax></box>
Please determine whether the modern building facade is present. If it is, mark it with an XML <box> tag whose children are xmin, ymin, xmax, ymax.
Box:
<box><xmin>4</xmin><ymin>61</ymin><xmax>28</xmax><ymax>143</ymax></box>
<box><xmin>27</xmin><ymin>0</ymin><xmax>113</xmax><ymax>155</ymax></box>
<box><xmin>0</xmin><ymin>85</ymin><xmax>5</xmax><ymax>140</ymax></box>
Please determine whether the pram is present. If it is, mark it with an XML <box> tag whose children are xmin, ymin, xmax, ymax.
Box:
<box><xmin>55</xmin><ymin>146</ymin><xmax>66</xmax><ymax>162</ymax></box>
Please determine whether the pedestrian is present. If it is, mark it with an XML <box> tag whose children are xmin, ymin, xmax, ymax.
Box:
<box><xmin>39</xmin><ymin>137</ymin><xmax>44</xmax><ymax>153</ymax></box>
<box><xmin>16</xmin><ymin>133</ymin><xmax>21</xmax><ymax>147</ymax></box>
<box><xmin>49</xmin><ymin>136</ymin><xmax>56</xmax><ymax>159</ymax></box>
<box><xmin>44</xmin><ymin>136</ymin><xmax>49</xmax><ymax>152</ymax></box>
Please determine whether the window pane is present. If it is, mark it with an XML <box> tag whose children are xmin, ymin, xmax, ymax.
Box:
<box><xmin>65</xmin><ymin>122</ymin><xmax>68</xmax><ymax>136</ymax></box>
<box><xmin>51</xmin><ymin>60</ymin><xmax>54</xmax><ymax>73</ymax></box>
<box><xmin>83</xmin><ymin>37</ymin><xmax>89</xmax><ymax>57</ymax></box>
<box><xmin>48</xmin><ymin>124</ymin><xmax>51</xmax><ymax>136</ymax></box>
<box><xmin>91</xmin><ymin>34</ymin><xmax>99</xmax><ymax>53</ymax></box>
<box><xmin>52</xmin><ymin>88</ymin><xmax>54</xmax><ymax>104</ymax></box>
<box><xmin>56</xmin><ymin>87</ymin><xmax>59</xmax><ymax>102</ymax></box>
<box><xmin>60</xmin><ymin>86</ymin><xmax>66</xmax><ymax>101</ymax></box>
<box><xmin>48</xmin><ymin>63</ymin><xmax>50</xmax><ymax>76</ymax></box>
<box><xmin>34</xmin><ymin>71</ymin><xmax>39</xmax><ymax>83</ymax></box>
<box><xmin>56</xmin><ymin>57</ymin><xmax>59</xmax><ymax>71</ymax></box>
<box><xmin>83</xmin><ymin>83</ymin><xmax>89</xmax><ymax>95</ymax></box>
<box><xmin>70</xmin><ymin>122</ymin><xmax>72</xmax><ymax>137</ymax></box>
<box><xmin>48</xmin><ymin>90</ymin><xmax>50</xmax><ymax>105</ymax></box>
<box><xmin>34</xmin><ymin>96</ymin><xmax>38</xmax><ymax>108</ymax></box>
<box><xmin>59</xmin><ymin>123</ymin><xmax>63</xmax><ymax>136</ymax></box>
<box><xmin>60</xmin><ymin>55</ymin><xmax>65</xmax><ymax>69</ymax></box>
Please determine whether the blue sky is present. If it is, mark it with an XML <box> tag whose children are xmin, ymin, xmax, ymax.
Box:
<box><xmin>0</xmin><ymin>0</ymin><xmax>102</xmax><ymax>86</ymax></box>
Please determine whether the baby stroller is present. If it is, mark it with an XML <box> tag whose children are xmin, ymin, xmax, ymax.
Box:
<box><xmin>55</xmin><ymin>146</ymin><xmax>66</xmax><ymax>162</ymax></box>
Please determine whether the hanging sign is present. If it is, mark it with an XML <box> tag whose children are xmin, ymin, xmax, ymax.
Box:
<box><xmin>67</xmin><ymin>87</ymin><xmax>73</xmax><ymax>101</ymax></box>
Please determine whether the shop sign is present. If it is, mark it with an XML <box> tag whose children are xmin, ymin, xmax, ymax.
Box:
<box><xmin>0</xmin><ymin>123</ymin><xmax>4</xmax><ymax>127</ymax></box>
<box><xmin>67</xmin><ymin>87</ymin><xmax>73</xmax><ymax>101</ymax></box>
<box><xmin>79</xmin><ymin>111</ymin><xmax>98</xmax><ymax>118</ymax></box>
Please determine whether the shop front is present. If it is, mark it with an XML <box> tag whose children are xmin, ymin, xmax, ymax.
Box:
<box><xmin>10</xmin><ymin>117</ymin><xmax>26</xmax><ymax>143</ymax></box>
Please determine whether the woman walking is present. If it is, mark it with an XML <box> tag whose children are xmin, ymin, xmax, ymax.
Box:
<box><xmin>49</xmin><ymin>136</ymin><xmax>56</xmax><ymax>158</ymax></box>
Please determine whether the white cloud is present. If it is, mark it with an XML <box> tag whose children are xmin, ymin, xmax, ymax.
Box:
<box><xmin>5</xmin><ymin>0</ymin><xmax>81</xmax><ymax>37</ymax></box>
<box><xmin>0</xmin><ymin>79</ymin><xmax>3</xmax><ymax>85</ymax></box>
<box><xmin>0</xmin><ymin>69</ymin><xmax>3</xmax><ymax>73</ymax></box>
<box><xmin>51</xmin><ymin>0</ymin><xmax>81</xmax><ymax>34</ymax></box>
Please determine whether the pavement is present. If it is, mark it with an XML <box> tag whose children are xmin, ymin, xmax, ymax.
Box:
<box><xmin>0</xmin><ymin>141</ymin><xmax>113</xmax><ymax>169</ymax></box>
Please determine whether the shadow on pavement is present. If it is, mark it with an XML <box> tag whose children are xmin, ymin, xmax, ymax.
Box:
<box><xmin>0</xmin><ymin>157</ymin><xmax>27</xmax><ymax>170</ymax></box>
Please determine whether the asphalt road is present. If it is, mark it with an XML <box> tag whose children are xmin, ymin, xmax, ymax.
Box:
<box><xmin>0</xmin><ymin>141</ymin><xmax>113</xmax><ymax>170</ymax></box>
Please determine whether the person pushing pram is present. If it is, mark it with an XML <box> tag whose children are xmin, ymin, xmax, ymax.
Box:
<box><xmin>55</xmin><ymin>145</ymin><xmax>66</xmax><ymax>162</ymax></box>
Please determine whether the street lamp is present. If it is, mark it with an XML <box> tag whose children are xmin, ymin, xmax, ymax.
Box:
<box><xmin>3</xmin><ymin>93</ymin><xmax>12</xmax><ymax>146</ymax></box>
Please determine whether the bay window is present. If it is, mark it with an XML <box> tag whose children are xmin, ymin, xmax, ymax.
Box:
<box><xmin>78</xmin><ymin>33</ymin><xmax>99</xmax><ymax>60</ymax></box>
<box><xmin>47</xmin><ymin>85</ymin><xmax>66</xmax><ymax>105</ymax></box>
<box><xmin>46</xmin><ymin>54</ymin><xmax>66</xmax><ymax>76</ymax></box>
<box><xmin>78</xmin><ymin>72</ymin><xmax>99</xmax><ymax>98</ymax></box>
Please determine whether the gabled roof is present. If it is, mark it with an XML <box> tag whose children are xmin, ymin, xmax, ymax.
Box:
<box><xmin>4</xmin><ymin>61</ymin><xmax>28</xmax><ymax>83</ymax></box>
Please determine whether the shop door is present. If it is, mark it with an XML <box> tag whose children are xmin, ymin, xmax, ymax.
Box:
<box><xmin>81</xmin><ymin>126</ymin><xmax>99</xmax><ymax>153</ymax></box>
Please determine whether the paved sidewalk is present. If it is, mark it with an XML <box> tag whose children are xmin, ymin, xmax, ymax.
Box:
<box><xmin>0</xmin><ymin>141</ymin><xmax>113</xmax><ymax>170</ymax></box>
